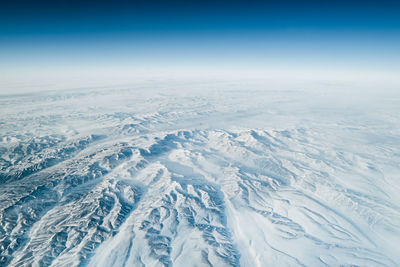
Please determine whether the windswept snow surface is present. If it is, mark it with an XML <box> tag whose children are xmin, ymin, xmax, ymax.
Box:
<box><xmin>1</xmin><ymin>81</ymin><xmax>400</xmax><ymax>266</ymax></box>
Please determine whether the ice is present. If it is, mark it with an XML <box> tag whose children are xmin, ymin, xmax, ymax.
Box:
<box><xmin>0</xmin><ymin>80</ymin><xmax>399</xmax><ymax>266</ymax></box>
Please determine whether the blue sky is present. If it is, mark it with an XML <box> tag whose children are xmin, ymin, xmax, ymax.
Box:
<box><xmin>1</xmin><ymin>0</ymin><xmax>399</xmax><ymax>91</ymax></box>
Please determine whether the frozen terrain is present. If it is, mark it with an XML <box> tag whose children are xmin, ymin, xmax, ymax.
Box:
<box><xmin>0</xmin><ymin>80</ymin><xmax>400</xmax><ymax>266</ymax></box>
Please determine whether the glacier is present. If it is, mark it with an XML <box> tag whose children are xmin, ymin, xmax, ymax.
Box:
<box><xmin>0</xmin><ymin>81</ymin><xmax>399</xmax><ymax>266</ymax></box>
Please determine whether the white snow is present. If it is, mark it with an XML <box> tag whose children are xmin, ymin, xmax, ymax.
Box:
<box><xmin>0</xmin><ymin>80</ymin><xmax>399</xmax><ymax>266</ymax></box>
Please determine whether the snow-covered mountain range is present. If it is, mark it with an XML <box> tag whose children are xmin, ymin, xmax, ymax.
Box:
<box><xmin>1</xmin><ymin>81</ymin><xmax>399</xmax><ymax>266</ymax></box>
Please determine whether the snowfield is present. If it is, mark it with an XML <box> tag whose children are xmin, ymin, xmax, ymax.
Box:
<box><xmin>0</xmin><ymin>80</ymin><xmax>399</xmax><ymax>266</ymax></box>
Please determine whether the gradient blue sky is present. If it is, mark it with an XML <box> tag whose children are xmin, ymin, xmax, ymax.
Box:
<box><xmin>1</xmin><ymin>0</ymin><xmax>399</xmax><ymax>91</ymax></box>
